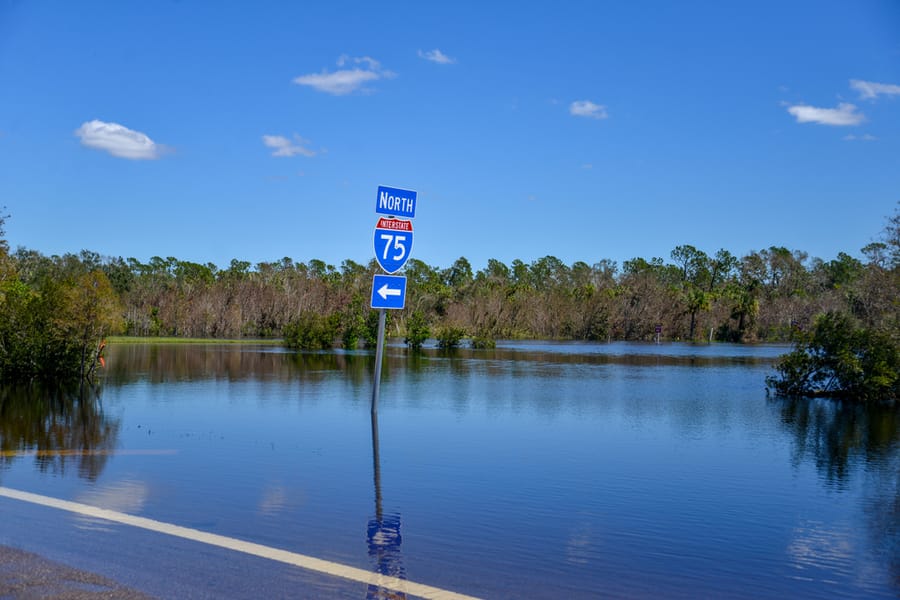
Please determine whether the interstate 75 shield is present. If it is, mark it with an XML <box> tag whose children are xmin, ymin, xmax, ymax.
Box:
<box><xmin>373</xmin><ymin>217</ymin><xmax>413</xmax><ymax>274</ymax></box>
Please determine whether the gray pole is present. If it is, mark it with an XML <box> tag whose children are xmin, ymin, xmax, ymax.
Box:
<box><xmin>371</xmin><ymin>409</ymin><xmax>382</xmax><ymax>521</ymax></box>
<box><xmin>371</xmin><ymin>308</ymin><xmax>387</xmax><ymax>414</ymax></box>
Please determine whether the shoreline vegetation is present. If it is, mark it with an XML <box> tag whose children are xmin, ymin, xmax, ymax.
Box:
<box><xmin>1</xmin><ymin>206</ymin><xmax>897</xmax><ymax>402</ymax></box>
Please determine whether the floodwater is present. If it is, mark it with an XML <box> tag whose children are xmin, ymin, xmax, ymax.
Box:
<box><xmin>0</xmin><ymin>341</ymin><xmax>897</xmax><ymax>599</ymax></box>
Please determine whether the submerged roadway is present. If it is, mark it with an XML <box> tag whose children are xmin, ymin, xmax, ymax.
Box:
<box><xmin>0</xmin><ymin>486</ymin><xmax>480</xmax><ymax>599</ymax></box>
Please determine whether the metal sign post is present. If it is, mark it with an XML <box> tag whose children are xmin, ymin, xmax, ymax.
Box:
<box><xmin>370</xmin><ymin>185</ymin><xmax>417</xmax><ymax>414</ymax></box>
<box><xmin>371</xmin><ymin>309</ymin><xmax>387</xmax><ymax>413</ymax></box>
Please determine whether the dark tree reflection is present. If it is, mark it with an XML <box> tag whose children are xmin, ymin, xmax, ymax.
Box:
<box><xmin>774</xmin><ymin>396</ymin><xmax>899</xmax><ymax>585</ymax></box>
<box><xmin>774</xmin><ymin>396</ymin><xmax>898</xmax><ymax>484</ymax></box>
<box><xmin>105</xmin><ymin>344</ymin><xmax>375</xmax><ymax>386</ymax></box>
<box><xmin>0</xmin><ymin>385</ymin><xmax>120</xmax><ymax>481</ymax></box>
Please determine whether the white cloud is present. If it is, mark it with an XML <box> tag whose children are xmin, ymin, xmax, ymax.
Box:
<box><xmin>843</xmin><ymin>133</ymin><xmax>877</xmax><ymax>141</ymax></box>
<box><xmin>786</xmin><ymin>102</ymin><xmax>864</xmax><ymax>126</ymax></box>
<box><xmin>570</xmin><ymin>100</ymin><xmax>608</xmax><ymax>120</ymax></box>
<box><xmin>850</xmin><ymin>79</ymin><xmax>900</xmax><ymax>100</ymax></box>
<box><xmin>75</xmin><ymin>120</ymin><xmax>165</xmax><ymax>159</ymax></box>
<box><xmin>293</xmin><ymin>70</ymin><xmax>379</xmax><ymax>95</ymax></box>
<box><xmin>258</xmin><ymin>485</ymin><xmax>289</xmax><ymax>516</ymax></box>
<box><xmin>293</xmin><ymin>56</ymin><xmax>395</xmax><ymax>95</ymax></box>
<box><xmin>337</xmin><ymin>54</ymin><xmax>381</xmax><ymax>70</ymax></box>
<box><xmin>262</xmin><ymin>134</ymin><xmax>315</xmax><ymax>157</ymax></box>
<box><xmin>418</xmin><ymin>49</ymin><xmax>456</xmax><ymax>64</ymax></box>
<box><xmin>77</xmin><ymin>480</ymin><xmax>148</xmax><ymax>515</ymax></box>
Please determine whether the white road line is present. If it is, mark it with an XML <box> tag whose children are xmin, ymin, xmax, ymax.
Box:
<box><xmin>0</xmin><ymin>486</ymin><xmax>480</xmax><ymax>600</ymax></box>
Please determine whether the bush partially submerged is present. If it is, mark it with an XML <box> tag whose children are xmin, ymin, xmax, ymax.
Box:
<box><xmin>435</xmin><ymin>326</ymin><xmax>466</xmax><ymax>349</ymax></box>
<box><xmin>767</xmin><ymin>311</ymin><xmax>898</xmax><ymax>404</ymax></box>
<box><xmin>283</xmin><ymin>312</ymin><xmax>339</xmax><ymax>350</ymax></box>
<box><xmin>404</xmin><ymin>310</ymin><xmax>430</xmax><ymax>350</ymax></box>
<box><xmin>469</xmin><ymin>329</ymin><xmax>496</xmax><ymax>349</ymax></box>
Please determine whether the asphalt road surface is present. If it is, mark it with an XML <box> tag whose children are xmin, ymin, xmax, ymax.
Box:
<box><xmin>0</xmin><ymin>545</ymin><xmax>154</xmax><ymax>600</ymax></box>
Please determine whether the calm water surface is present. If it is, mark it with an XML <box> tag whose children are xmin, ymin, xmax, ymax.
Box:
<box><xmin>1</xmin><ymin>341</ymin><xmax>897</xmax><ymax>599</ymax></box>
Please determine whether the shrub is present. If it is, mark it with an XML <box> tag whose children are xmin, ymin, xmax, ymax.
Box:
<box><xmin>404</xmin><ymin>311</ymin><xmax>430</xmax><ymax>349</ymax></box>
<box><xmin>435</xmin><ymin>326</ymin><xmax>465</xmax><ymax>349</ymax></box>
<box><xmin>767</xmin><ymin>311</ymin><xmax>899</xmax><ymax>404</ymax></box>
<box><xmin>469</xmin><ymin>329</ymin><xmax>496</xmax><ymax>349</ymax></box>
<box><xmin>283</xmin><ymin>312</ymin><xmax>339</xmax><ymax>350</ymax></box>
<box><xmin>363</xmin><ymin>309</ymin><xmax>382</xmax><ymax>347</ymax></box>
<box><xmin>341</xmin><ymin>294</ymin><xmax>378</xmax><ymax>349</ymax></box>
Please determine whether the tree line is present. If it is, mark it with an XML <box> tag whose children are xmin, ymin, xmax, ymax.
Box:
<box><xmin>1</xmin><ymin>207</ymin><xmax>897</xmax><ymax>394</ymax></box>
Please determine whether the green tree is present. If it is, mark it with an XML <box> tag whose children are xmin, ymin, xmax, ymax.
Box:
<box><xmin>444</xmin><ymin>256</ymin><xmax>474</xmax><ymax>290</ymax></box>
<box><xmin>404</xmin><ymin>310</ymin><xmax>430</xmax><ymax>350</ymax></box>
<box><xmin>767</xmin><ymin>311</ymin><xmax>899</xmax><ymax>404</ymax></box>
<box><xmin>671</xmin><ymin>245</ymin><xmax>709</xmax><ymax>287</ymax></box>
<box><xmin>671</xmin><ymin>245</ymin><xmax>711</xmax><ymax>339</ymax></box>
<box><xmin>0</xmin><ymin>267</ymin><xmax>121</xmax><ymax>383</ymax></box>
<box><xmin>56</xmin><ymin>270</ymin><xmax>124</xmax><ymax>380</ymax></box>
<box><xmin>823</xmin><ymin>252</ymin><xmax>864</xmax><ymax>289</ymax></box>
<box><xmin>0</xmin><ymin>215</ymin><xmax>124</xmax><ymax>382</ymax></box>
<box><xmin>0</xmin><ymin>279</ymin><xmax>41</xmax><ymax>380</ymax></box>
<box><xmin>683</xmin><ymin>286</ymin><xmax>711</xmax><ymax>340</ymax></box>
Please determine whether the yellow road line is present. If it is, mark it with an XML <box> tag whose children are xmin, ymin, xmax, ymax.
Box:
<box><xmin>0</xmin><ymin>486</ymin><xmax>480</xmax><ymax>600</ymax></box>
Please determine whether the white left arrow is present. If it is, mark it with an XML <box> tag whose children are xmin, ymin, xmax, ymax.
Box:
<box><xmin>377</xmin><ymin>283</ymin><xmax>402</xmax><ymax>300</ymax></box>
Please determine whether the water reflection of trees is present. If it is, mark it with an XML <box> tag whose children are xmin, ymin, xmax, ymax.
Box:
<box><xmin>105</xmin><ymin>344</ymin><xmax>376</xmax><ymax>386</ymax></box>
<box><xmin>104</xmin><ymin>343</ymin><xmax>776</xmax><ymax>387</ymax></box>
<box><xmin>423</xmin><ymin>345</ymin><xmax>777</xmax><ymax>368</ymax></box>
<box><xmin>0</xmin><ymin>385</ymin><xmax>119</xmax><ymax>481</ymax></box>
<box><xmin>775</xmin><ymin>397</ymin><xmax>898</xmax><ymax>483</ymax></box>
<box><xmin>774</xmin><ymin>396</ymin><xmax>899</xmax><ymax>584</ymax></box>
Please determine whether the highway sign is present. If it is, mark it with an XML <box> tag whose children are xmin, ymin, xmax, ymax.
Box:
<box><xmin>371</xmin><ymin>184</ymin><xmax>417</xmax><ymax>411</ymax></box>
<box><xmin>371</xmin><ymin>275</ymin><xmax>407</xmax><ymax>310</ymax></box>
<box><xmin>373</xmin><ymin>217</ymin><xmax>413</xmax><ymax>274</ymax></box>
<box><xmin>375</xmin><ymin>186</ymin><xmax>417</xmax><ymax>219</ymax></box>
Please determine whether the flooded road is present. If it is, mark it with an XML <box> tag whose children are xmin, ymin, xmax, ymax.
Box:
<box><xmin>1</xmin><ymin>342</ymin><xmax>897</xmax><ymax>598</ymax></box>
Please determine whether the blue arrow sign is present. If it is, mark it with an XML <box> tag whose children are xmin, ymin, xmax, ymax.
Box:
<box><xmin>371</xmin><ymin>275</ymin><xmax>407</xmax><ymax>310</ymax></box>
<box><xmin>375</xmin><ymin>185</ymin><xmax>416</xmax><ymax>219</ymax></box>
<box><xmin>373</xmin><ymin>217</ymin><xmax>413</xmax><ymax>274</ymax></box>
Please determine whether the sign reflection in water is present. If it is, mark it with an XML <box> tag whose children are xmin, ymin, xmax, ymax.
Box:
<box><xmin>367</xmin><ymin>409</ymin><xmax>406</xmax><ymax>599</ymax></box>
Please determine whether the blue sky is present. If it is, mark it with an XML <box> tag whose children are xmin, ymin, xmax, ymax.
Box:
<box><xmin>1</xmin><ymin>1</ymin><xmax>899</xmax><ymax>272</ymax></box>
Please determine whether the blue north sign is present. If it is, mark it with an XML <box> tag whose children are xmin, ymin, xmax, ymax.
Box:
<box><xmin>373</xmin><ymin>217</ymin><xmax>413</xmax><ymax>274</ymax></box>
<box><xmin>375</xmin><ymin>185</ymin><xmax>417</xmax><ymax>219</ymax></box>
<box><xmin>371</xmin><ymin>274</ymin><xmax>407</xmax><ymax>310</ymax></box>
